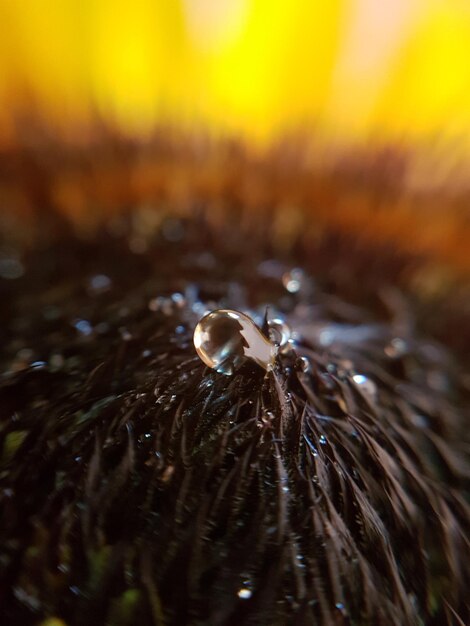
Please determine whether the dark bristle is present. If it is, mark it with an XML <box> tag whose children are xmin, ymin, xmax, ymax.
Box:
<box><xmin>0</xmin><ymin>208</ymin><xmax>468</xmax><ymax>625</ymax></box>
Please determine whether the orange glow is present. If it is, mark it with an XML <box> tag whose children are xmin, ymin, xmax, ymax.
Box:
<box><xmin>0</xmin><ymin>0</ymin><xmax>469</xmax><ymax>150</ymax></box>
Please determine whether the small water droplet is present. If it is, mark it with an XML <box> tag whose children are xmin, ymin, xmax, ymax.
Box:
<box><xmin>149</xmin><ymin>296</ymin><xmax>174</xmax><ymax>315</ymax></box>
<box><xmin>261</xmin><ymin>411</ymin><xmax>275</xmax><ymax>425</ymax></box>
<box><xmin>319</xmin><ymin>435</ymin><xmax>327</xmax><ymax>445</ymax></box>
<box><xmin>171</xmin><ymin>292</ymin><xmax>185</xmax><ymax>308</ymax></box>
<box><xmin>411</xmin><ymin>413</ymin><xmax>429</xmax><ymax>429</ymax></box>
<box><xmin>297</xmin><ymin>356</ymin><xmax>311</xmax><ymax>373</ymax></box>
<box><xmin>31</xmin><ymin>361</ymin><xmax>47</xmax><ymax>369</ymax></box>
<box><xmin>120</xmin><ymin>328</ymin><xmax>132</xmax><ymax>341</ymax></box>
<box><xmin>304</xmin><ymin>436</ymin><xmax>318</xmax><ymax>456</ymax></box>
<box><xmin>193</xmin><ymin>309</ymin><xmax>277</xmax><ymax>375</ymax></box>
<box><xmin>238</xmin><ymin>588</ymin><xmax>252</xmax><ymax>599</ymax></box>
<box><xmin>88</xmin><ymin>274</ymin><xmax>111</xmax><ymax>294</ymax></box>
<box><xmin>282</xmin><ymin>268</ymin><xmax>305</xmax><ymax>293</ymax></box>
<box><xmin>268</xmin><ymin>318</ymin><xmax>291</xmax><ymax>347</ymax></box>
<box><xmin>319</xmin><ymin>329</ymin><xmax>334</xmax><ymax>346</ymax></box>
<box><xmin>352</xmin><ymin>374</ymin><xmax>367</xmax><ymax>384</ymax></box>
<box><xmin>74</xmin><ymin>319</ymin><xmax>93</xmax><ymax>336</ymax></box>
<box><xmin>352</xmin><ymin>374</ymin><xmax>377</xmax><ymax>398</ymax></box>
<box><xmin>385</xmin><ymin>337</ymin><xmax>408</xmax><ymax>358</ymax></box>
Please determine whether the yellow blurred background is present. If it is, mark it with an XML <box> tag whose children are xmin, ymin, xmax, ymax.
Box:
<box><xmin>0</xmin><ymin>0</ymin><xmax>469</xmax><ymax>152</ymax></box>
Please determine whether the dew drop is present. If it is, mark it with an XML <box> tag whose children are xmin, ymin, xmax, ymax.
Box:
<box><xmin>352</xmin><ymin>374</ymin><xmax>377</xmax><ymax>398</ymax></box>
<box><xmin>385</xmin><ymin>337</ymin><xmax>408</xmax><ymax>358</ymax></box>
<box><xmin>120</xmin><ymin>328</ymin><xmax>133</xmax><ymax>341</ymax></box>
<box><xmin>261</xmin><ymin>411</ymin><xmax>275</xmax><ymax>425</ymax></box>
<box><xmin>352</xmin><ymin>374</ymin><xmax>367</xmax><ymax>385</ymax></box>
<box><xmin>297</xmin><ymin>356</ymin><xmax>311</xmax><ymax>373</ymax></box>
<box><xmin>267</xmin><ymin>318</ymin><xmax>291</xmax><ymax>347</ymax></box>
<box><xmin>411</xmin><ymin>413</ymin><xmax>429</xmax><ymax>429</ymax></box>
<box><xmin>88</xmin><ymin>274</ymin><xmax>111</xmax><ymax>294</ymax></box>
<box><xmin>171</xmin><ymin>292</ymin><xmax>186</xmax><ymax>308</ymax></box>
<box><xmin>149</xmin><ymin>296</ymin><xmax>173</xmax><ymax>315</ymax></box>
<box><xmin>31</xmin><ymin>361</ymin><xmax>47</xmax><ymax>369</ymax></box>
<box><xmin>74</xmin><ymin>319</ymin><xmax>93</xmax><ymax>336</ymax></box>
<box><xmin>282</xmin><ymin>268</ymin><xmax>305</xmax><ymax>293</ymax></box>
<box><xmin>238</xmin><ymin>588</ymin><xmax>252</xmax><ymax>600</ymax></box>
<box><xmin>193</xmin><ymin>309</ymin><xmax>277</xmax><ymax>375</ymax></box>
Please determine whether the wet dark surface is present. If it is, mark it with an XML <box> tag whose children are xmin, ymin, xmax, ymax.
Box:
<box><xmin>0</xmin><ymin>214</ymin><xmax>469</xmax><ymax>625</ymax></box>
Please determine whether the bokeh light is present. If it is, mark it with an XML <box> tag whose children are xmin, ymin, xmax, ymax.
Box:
<box><xmin>0</xmin><ymin>0</ymin><xmax>469</xmax><ymax>151</ymax></box>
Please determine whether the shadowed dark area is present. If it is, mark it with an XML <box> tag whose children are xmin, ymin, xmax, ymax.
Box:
<box><xmin>0</xmin><ymin>206</ymin><xmax>469</xmax><ymax>625</ymax></box>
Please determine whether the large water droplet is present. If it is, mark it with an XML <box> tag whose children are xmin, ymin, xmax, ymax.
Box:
<box><xmin>193</xmin><ymin>309</ymin><xmax>276</xmax><ymax>375</ymax></box>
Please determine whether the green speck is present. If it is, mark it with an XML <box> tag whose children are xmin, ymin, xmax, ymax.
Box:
<box><xmin>2</xmin><ymin>430</ymin><xmax>28</xmax><ymax>466</ymax></box>
<box><xmin>106</xmin><ymin>589</ymin><xmax>143</xmax><ymax>626</ymax></box>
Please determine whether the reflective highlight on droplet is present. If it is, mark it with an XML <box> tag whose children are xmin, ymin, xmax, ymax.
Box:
<box><xmin>352</xmin><ymin>373</ymin><xmax>377</xmax><ymax>398</ymax></box>
<box><xmin>193</xmin><ymin>309</ymin><xmax>276</xmax><ymax>375</ymax></box>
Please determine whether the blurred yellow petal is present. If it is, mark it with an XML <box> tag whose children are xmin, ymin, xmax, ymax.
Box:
<box><xmin>374</xmin><ymin>2</ymin><xmax>470</xmax><ymax>143</ymax></box>
<box><xmin>0</xmin><ymin>0</ymin><xmax>469</xmax><ymax>152</ymax></box>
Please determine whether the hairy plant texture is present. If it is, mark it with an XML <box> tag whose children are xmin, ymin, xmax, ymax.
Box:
<box><xmin>0</xmin><ymin>212</ymin><xmax>469</xmax><ymax>626</ymax></box>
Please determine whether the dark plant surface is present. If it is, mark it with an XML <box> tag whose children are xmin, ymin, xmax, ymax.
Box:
<box><xmin>0</xmin><ymin>212</ymin><xmax>469</xmax><ymax>626</ymax></box>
